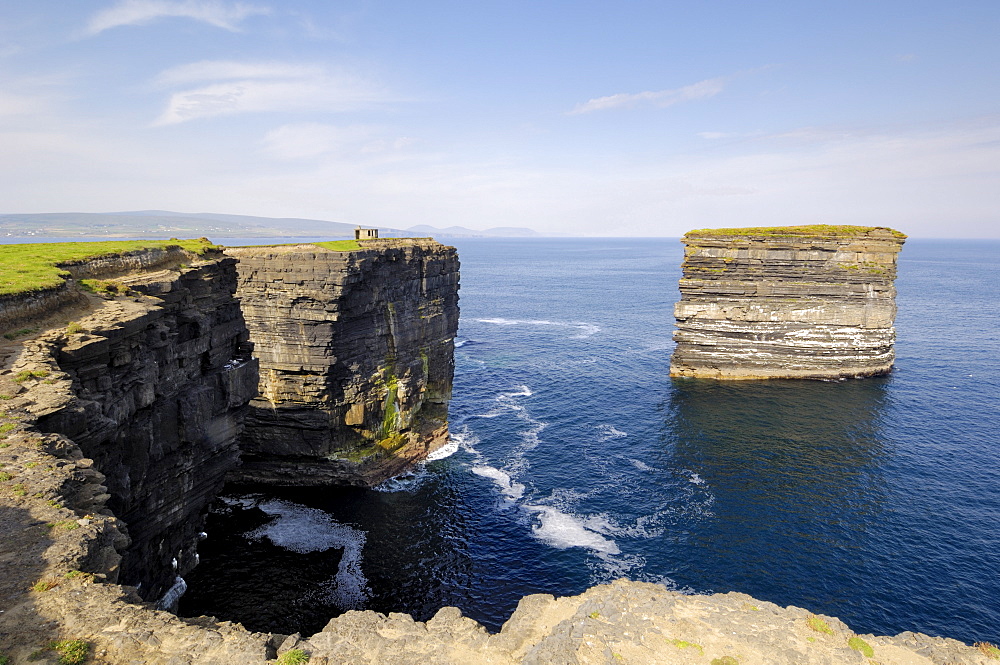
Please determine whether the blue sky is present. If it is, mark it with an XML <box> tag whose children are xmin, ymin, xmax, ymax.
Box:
<box><xmin>1</xmin><ymin>1</ymin><xmax>998</xmax><ymax>237</ymax></box>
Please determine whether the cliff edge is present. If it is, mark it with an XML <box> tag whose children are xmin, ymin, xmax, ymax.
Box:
<box><xmin>670</xmin><ymin>225</ymin><xmax>906</xmax><ymax>380</ymax></box>
<box><xmin>227</xmin><ymin>239</ymin><xmax>459</xmax><ymax>486</ymax></box>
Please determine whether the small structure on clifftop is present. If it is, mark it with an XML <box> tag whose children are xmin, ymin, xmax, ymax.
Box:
<box><xmin>670</xmin><ymin>225</ymin><xmax>906</xmax><ymax>380</ymax></box>
<box><xmin>355</xmin><ymin>226</ymin><xmax>379</xmax><ymax>239</ymax></box>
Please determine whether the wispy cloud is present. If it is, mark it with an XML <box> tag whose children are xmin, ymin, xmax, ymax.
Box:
<box><xmin>86</xmin><ymin>0</ymin><xmax>270</xmax><ymax>35</ymax></box>
<box><xmin>569</xmin><ymin>76</ymin><xmax>726</xmax><ymax>115</ymax></box>
<box><xmin>152</xmin><ymin>60</ymin><xmax>392</xmax><ymax>125</ymax></box>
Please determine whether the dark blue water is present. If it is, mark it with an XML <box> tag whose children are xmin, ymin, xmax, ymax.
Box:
<box><xmin>179</xmin><ymin>238</ymin><xmax>1000</xmax><ymax>645</ymax></box>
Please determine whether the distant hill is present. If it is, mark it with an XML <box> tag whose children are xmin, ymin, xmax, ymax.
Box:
<box><xmin>0</xmin><ymin>211</ymin><xmax>542</xmax><ymax>240</ymax></box>
<box><xmin>0</xmin><ymin>211</ymin><xmax>373</xmax><ymax>239</ymax></box>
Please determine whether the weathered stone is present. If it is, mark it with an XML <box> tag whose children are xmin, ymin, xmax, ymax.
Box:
<box><xmin>228</xmin><ymin>239</ymin><xmax>460</xmax><ymax>486</ymax></box>
<box><xmin>27</xmin><ymin>258</ymin><xmax>257</xmax><ymax>602</ymax></box>
<box><xmin>670</xmin><ymin>226</ymin><xmax>906</xmax><ymax>379</ymax></box>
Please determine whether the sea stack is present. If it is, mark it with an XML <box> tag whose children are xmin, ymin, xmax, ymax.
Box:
<box><xmin>670</xmin><ymin>225</ymin><xmax>906</xmax><ymax>380</ymax></box>
<box><xmin>226</xmin><ymin>238</ymin><xmax>460</xmax><ymax>486</ymax></box>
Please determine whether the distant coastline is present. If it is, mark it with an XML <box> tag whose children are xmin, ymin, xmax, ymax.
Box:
<box><xmin>0</xmin><ymin>211</ymin><xmax>546</xmax><ymax>239</ymax></box>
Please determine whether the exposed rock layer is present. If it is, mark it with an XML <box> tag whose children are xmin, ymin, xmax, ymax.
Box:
<box><xmin>671</xmin><ymin>226</ymin><xmax>906</xmax><ymax>379</ymax></box>
<box><xmin>23</xmin><ymin>252</ymin><xmax>258</xmax><ymax>601</ymax></box>
<box><xmin>228</xmin><ymin>239</ymin><xmax>459</xmax><ymax>486</ymax></box>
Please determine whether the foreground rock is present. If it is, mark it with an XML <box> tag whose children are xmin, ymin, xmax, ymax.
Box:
<box><xmin>228</xmin><ymin>239</ymin><xmax>459</xmax><ymax>486</ymax></box>
<box><xmin>670</xmin><ymin>225</ymin><xmax>906</xmax><ymax>380</ymax></box>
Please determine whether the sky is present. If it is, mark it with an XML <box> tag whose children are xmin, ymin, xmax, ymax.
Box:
<box><xmin>1</xmin><ymin>1</ymin><xmax>999</xmax><ymax>237</ymax></box>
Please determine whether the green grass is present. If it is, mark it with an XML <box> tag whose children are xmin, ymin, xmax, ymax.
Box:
<box><xmin>3</xmin><ymin>327</ymin><xmax>36</xmax><ymax>340</ymax></box>
<box><xmin>847</xmin><ymin>636</ymin><xmax>874</xmax><ymax>657</ymax></box>
<box><xmin>276</xmin><ymin>649</ymin><xmax>310</xmax><ymax>664</ymax></box>
<box><xmin>684</xmin><ymin>225</ymin><xmax>907</xmax><ymax>239</ymax></box>
<box><xmin>313</xmin><ymin>239</ymin><xmax>362</xmax><ymax>252</ymax></box>
<box><xmin>0</xmin><ymin>238</ymin><xmax>218</xmax><ymax>297</ymax></box>
<box><xmin>47</xmin><ymin>640</ymin><xmax>90</xmax><ymax>665</ymax></box>
<box><xmin>14</xmin><ymin>369</ymin><xmax>49</xmax><ymax>383</ymax></box>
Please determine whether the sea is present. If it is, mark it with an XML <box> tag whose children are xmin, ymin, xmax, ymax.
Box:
<box><xmin>12</xmin><ymin>235</ymin><xmax>996</xmax><ymax>644</ymax></box>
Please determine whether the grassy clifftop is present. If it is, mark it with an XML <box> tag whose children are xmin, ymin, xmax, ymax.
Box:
<box><xmin>0</xmin><ymin>238</ymin><xmax>217</xmax><ymax>296</ymax></box>
<box><xmin>684</xmin><ymin>225</ymin><xmax>907</xmax><ymax>239</ymax></box>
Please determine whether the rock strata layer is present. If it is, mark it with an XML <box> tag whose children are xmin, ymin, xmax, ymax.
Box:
<box><xmin>21</xmin><ymin>253</ymin><xmax>258</xmax><ymax>601</ymax></box>
<box><xmin>228</xmin><ymin>239</ymin><xmax>459</xmax><ymax>486</ymax></box>
<box><xmin>670</xmin><ymin>226</ymin><xmax>906</xmax><ymax>379</ymax></box>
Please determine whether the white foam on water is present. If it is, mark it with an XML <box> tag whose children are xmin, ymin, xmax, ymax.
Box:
<box><xmin>373</xmin><ymin>466</ymin><xmax>427</xmax><ymax>493</ymax></box>
<box><xmin>450</xmin><ymin>424</ymin><xmax>481</xmax><ymax>455</ymax></box>
<box><xmin>245</xmin><ymin>499</ymin><xmax>370</xmax><ymax>608</ymax></box>
<box><xmin>474</xmin><ymin>318</ymin><xmax>600</xmax><ymax>339</ymax></box>
<box><xmin>471</xmin><ymin>465</ymin><xmax>525</xmax><ymax>501</ymax></box>
<box><xmin>455</xmin><ymin>339</ymin><xmax>469</xmax><ymax>347</ymax></box>
<box><xmin>524</xmin><ymin>505</ymin><xmax>621</xmax><ymax>555</ymax></box>
<box><xmin>597</xmin><ymin>424</ymin><xmax>628</xmax><ymax>441</ymax></box>
<box><xmin>425</xmin><ymin>436</ymin><xmax>460</xmax><ymax>461</ymax></box>
<box><xmin>156</xmin><ymin>575</ymin><xmax>187</xmax><ymax>612</ymax></box>
<box><xmin>682</xmin><ymin>469</ymin><xmax>706</xmax><ymax>485</ymax></box>
<box><xmin>629</xmin><ymin>458</ymin><xmax>654</xmax><ymax>472</ymax></box>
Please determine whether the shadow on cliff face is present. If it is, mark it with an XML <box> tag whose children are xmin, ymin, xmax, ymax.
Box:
<box><xmin>658</xmin><ymin>376</ymin><xmax>892</xmax><ymax>625</ymax></box>
<box><xmin>0</xmin><ymin>504</ymin><xmax>58</xmax><ymax>659</ymax></box>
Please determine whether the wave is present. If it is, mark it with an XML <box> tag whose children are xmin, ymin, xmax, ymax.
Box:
<box><xmin>597</xmin><ymin>424</ymin><xmax>628</xmax><ymax>441</ymax></box>
<box><xmin>244</xmin><ymin>498</ymin><xmax>369</xmax><ymax>609</ymax></box>
<box><xmin>425</xmin><ymin>436</ymin><xmax>460</xmax><ymax>462</ymax></box>
<box><xmin>474</xmin><ymin>318</ymin><xmax>600</xmax><ymax>339</ymax></box>
<box><xmin>524</xmin><ymin>505</ymin><xmax>620</xmax><ymax>555</ymax></box>
<box><xmin>471</xmin><ymin>465</ymin><xmax>525</xmax><ymax>501</ymax></box>
<box><xmin>373</xmin><ymin>467</ymin><xmax>428</xmax><ymax>493</ymax></box>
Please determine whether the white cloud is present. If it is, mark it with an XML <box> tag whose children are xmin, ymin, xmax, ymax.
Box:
<box><xmin>86</xmin><ymin>0</ymin><xmax>269</xmax><ymax>35</ymax></box>
<box><xmin>152</xmin><ymin>61</ymin><xmax>392</xmax><ymax>125</ymax></box>
<box><xmin>570</xmin><ymin>77</ymin><xmax>726</xmax><ymax>115</ymax></box>
<box><xmin>262</xmin><ymin>123</ymin><xmax>381</xmax><ymax>160</ymax></box>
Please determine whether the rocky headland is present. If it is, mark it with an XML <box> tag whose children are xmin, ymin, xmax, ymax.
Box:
<box><xmin>1</xmin><ymin>236</ymin><xmax>996</xmax><ymax>665</ymax></box>
<box><xmin>227</xmin><ymin>240</ymin><xmax>459</xmax><ymax>486</ymax></box>
<box><xmin>670</xmin><ymin>225</ymin><xmax>906</xmax><ymax>380</ymax></box>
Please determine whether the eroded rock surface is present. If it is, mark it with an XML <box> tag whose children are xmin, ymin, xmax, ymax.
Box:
<box><xmin>670</xmin><ymin>226</ymin><xmax>906</xmax><ymax>380</ymax></box>
<box><xmin>228</xmin><ymin>239</ymin><xmax>459</xmax><ymax>486</ymax></box>
<box><xmin>12</xmin><ymin>253</ymin><xmax>258</xmax><ymax>601</ymax></box>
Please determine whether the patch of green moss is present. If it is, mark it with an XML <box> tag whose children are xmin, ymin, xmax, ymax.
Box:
<box><xmin>14</xmin><ymin>369</ymin><xmax>49</xmax><ymax>383</ymax></box>
<box><xmin>0</xmin><ymin>471</ymin><xmax>12</xmax><ymax>482</ymax></box>
<box><xmin>667</xmin><ymin>639</ymin><xmax>704</xmax><ymax>655</ymax></box>
<box><xmin>847</xmin><ymin>636</ymin><xmax>874</xmax><ymax>657</ymax></box>
<box><xmin>976</xmin><ymin>642</ymin><xmax>1000</xmax><ymax>659</ymax></box>
<box><xmin>685</xmin><ymin>225</ymin><xmax>906</xmax><ymax>239</ymax></box>
<box><xmin>711</xmin><ymin>657</ymin><xmax>739</xmax><ymax>665</ymax></box>
<box><xmin>806</xmin><ymin>615</ymin><xmax>835</xmax><ymax>635</ymax></box>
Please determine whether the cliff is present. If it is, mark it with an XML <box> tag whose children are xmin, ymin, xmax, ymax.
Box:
<box><xmin>227</xmin><ymin>239</ymin><xmax>459</xmax><ymax>486</ymax></box>
<box><xmin>670</xmin><ymin>225</ymin><xmax>906</xmax><ymax>380</ymax></box>
<box><xmin>3</xmin><ymin>237</ymin><xmax>996</xmax><ymax>665</ymax></box>
<box><xmin>7</xmin><ymin>249</ymin><xmax>258</xmax><ymax>602</ymax></box>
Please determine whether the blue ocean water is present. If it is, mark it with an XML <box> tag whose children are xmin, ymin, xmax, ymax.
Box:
<box><xmin>179</xmin><ymin>237</ymin><xmax>1000</xmax><ymax>644</ymax></box>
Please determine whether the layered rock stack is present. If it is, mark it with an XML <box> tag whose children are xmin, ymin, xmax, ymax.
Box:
<box><xmin>670</xmin><ymin>225</ymin><xmax>906</xmax><ymax>380</ymax></box>
<box><xmin>228</xmin><ymin>239</ymin><xmax>460</xmax><ymax>486</ymax></box>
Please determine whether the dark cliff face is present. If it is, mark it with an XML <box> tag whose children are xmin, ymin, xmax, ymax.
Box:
<box><xmin>670</xmin><ymin>228</ymin><xmax>905</xmax><ymax>380</ymax></box>
<box><xmin>228</xmin><ymin>239</ymin><xmax>460</xmax><ymax>486</ymax></box>
<box><xmin>32</xmin><ymin>257</ymin><xmax>258</xmax><ymax>600</ymax></box>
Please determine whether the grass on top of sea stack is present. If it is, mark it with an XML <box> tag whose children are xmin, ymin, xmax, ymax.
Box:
<box><xmin>313</xmin><ymin>240</ymin><xmax>363</xmax><ymax>252</ymax></box>
<box><xmin>0</xmin><ymin>238</ymin><xmax>217</xmax><ymax>297</ymax></box>
<box><xmin>684</xmin><ymin>225</ymin><xmax>907</xmax><ymax>239</ymax></box>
